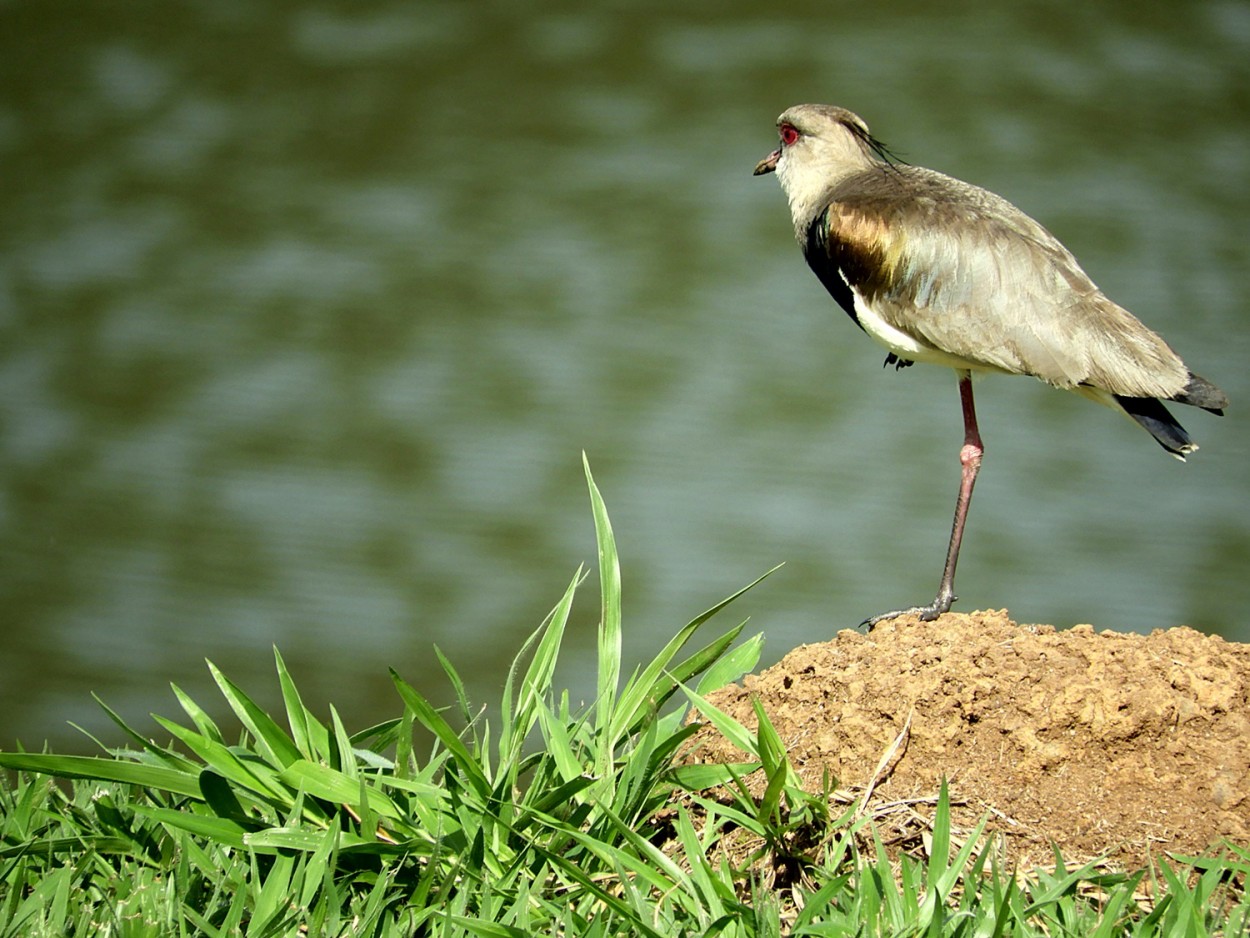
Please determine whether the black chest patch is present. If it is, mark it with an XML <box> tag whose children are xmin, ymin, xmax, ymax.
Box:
<box><xmin>803</xmin><ymin>212</ymin><xmax>863</xmax><ymax>331</ymax></box>
<box><xmin>805</xmin><ymin>212</ymin><xmax>865</xmax><ymax>335</ymax></box>
<box><xmin>802</xmin><ymin>210</ymin><xmax>915</xmax><ymax>369</ymax></box>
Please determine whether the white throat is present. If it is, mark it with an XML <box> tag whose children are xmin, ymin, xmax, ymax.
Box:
<box><xmin>776</xmin><ymin>137</ymin><xmax>876</xmax><ymax>240</ymax></box>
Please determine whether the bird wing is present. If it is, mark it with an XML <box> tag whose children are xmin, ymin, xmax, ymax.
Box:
<box><xmin>808</xmin><ymin>168</ymin><xmax>1189</xmax><ymax>399</ymax></box>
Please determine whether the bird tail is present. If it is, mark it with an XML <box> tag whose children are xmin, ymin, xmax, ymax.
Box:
<box><xmin>1113</xmin><ymin>395</ymin><xmax>1196</xmax><ymax>458</ymax></box>
<box><xmin>1111</xmin><ymin>371</ymin><xmax>1228</xmax><ymax>461</ymax></box>
<box><xmin>1171</xmin><ymin>372</ymin><xmax>1227</xmax><ymax>415</ymax></box>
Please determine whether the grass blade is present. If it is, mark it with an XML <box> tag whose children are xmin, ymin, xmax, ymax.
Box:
<box><xmin>207</xmin><ymin>660</ymin><xmax>302</xmax><ymax>769</ymax></box>
<box><xmin>390</xmin><ymin>670</ymin><xmax>491</xmax><ymax>801</ymax></box>
<box><xmin>500</xmin><ymin>568</ymin><xmax>580</xmax><ymax>770</ymax></box>
<box><xmin>274</xmin><ymin>647</ymin><xmax>330</xmax><ymax>762</ymax></box>
<box><xmin>584</xmin><ymin>454</ymin><xmax>621</xmax><ymax>771</ymax></box>
<box><xmin>608</xmin><ymin>562</ymin><xmax>780</xmax><ymax>746</ymax></box>
<box><xmin>0</xmin><ymin>753</ymin><xmax>201</xmax><ymax>797</ymax></box>
<box><xmin>279</xmin><ymin>760</ymin><xmax>403</xmax><ymax>821</ymax></box>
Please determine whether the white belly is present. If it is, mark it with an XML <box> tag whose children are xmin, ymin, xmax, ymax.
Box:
<box><xmin>850</xmin><ymin>282</ymin><xmax>996</xmax><ymax>373</ymax></box>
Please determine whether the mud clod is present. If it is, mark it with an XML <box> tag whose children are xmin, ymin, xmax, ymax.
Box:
<box><xmin>684</xmin><ymin>610</ymin><xmax>1250</xmax><ymax>869</ymax></box>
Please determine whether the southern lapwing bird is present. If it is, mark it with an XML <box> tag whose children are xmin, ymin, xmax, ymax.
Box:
<box><xmin>753</xmin><ymin>103</ymin><xmax>1228</xmax><ymax>628</ymax></box>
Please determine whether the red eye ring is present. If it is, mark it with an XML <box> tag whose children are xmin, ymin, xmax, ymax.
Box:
<box><xmin>779</xmin><ymin>123</ymin><xmax>799</xmax><ymax>146</ymax></box>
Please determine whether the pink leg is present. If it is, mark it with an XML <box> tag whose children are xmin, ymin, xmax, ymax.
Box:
<box><xmin>864</xmin><ymin>371</ymin><xmax>983</xmax><ymax>628</ymax></box>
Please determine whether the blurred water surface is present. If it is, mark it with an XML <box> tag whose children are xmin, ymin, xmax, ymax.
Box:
<box><xmin>3</xmin><ymin>1</ymin><xmax>1249</xmax><ymax>750</ymax></box>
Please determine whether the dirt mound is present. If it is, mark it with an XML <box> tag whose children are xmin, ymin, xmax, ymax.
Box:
<box><xmin>684</xmin><ymin>610</ymin><xmax>1250</xmax><ymax>870</ymax></box>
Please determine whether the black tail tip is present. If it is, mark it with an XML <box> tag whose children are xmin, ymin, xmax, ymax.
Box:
<box><xmin>1113</xmin><ymin>394</ymin><xmax>1196</xmax><ymax>458</ymax></box>
<box><xmin>1174</xmin><ymin>372</ymin><xmax>1228</xmax><ymax>415</ymax></box>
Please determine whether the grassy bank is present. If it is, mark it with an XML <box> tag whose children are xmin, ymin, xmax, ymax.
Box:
<box><xmin>2</xmin><ymin>459</ymin><xmax>1246</xmax><ymax>936</ymax></box>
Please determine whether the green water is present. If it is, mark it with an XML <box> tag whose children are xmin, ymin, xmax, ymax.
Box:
<box><xmin>3</xmin><ymin>1</ymin><xmax>1248</xmax><ymax>750</ymax></box>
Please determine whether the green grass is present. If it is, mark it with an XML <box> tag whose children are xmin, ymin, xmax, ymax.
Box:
<box><xmin>1</xmin><ymin>456</ymin><xmax>1247</xmax><ymax>936</ymax></box>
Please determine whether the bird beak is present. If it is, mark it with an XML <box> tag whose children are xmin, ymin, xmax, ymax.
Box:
<box><xmin>753</xmin><ymin>148</ymin><xmax>780</xmax><ymax>176</ymax></box>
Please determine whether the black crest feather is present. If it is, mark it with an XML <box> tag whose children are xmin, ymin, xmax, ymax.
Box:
<box><xmin>843</xmin><ymin>120</ymin><xmax>906</xmax><ymax>167</ymax></box>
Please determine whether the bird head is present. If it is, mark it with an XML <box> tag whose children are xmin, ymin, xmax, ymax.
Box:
<box><xmin>754</xmin><ymin>104</ymin><xmax>889</xmax><ymax>233</ymax></box>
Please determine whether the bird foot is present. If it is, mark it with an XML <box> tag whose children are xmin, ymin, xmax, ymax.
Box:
<box><xmin>861</xmin><ymin>592</ymin><xmax>956</xmax><ymax>630</ymax></box>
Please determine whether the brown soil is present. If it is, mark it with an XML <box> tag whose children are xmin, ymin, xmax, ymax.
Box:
<box><xmin>682</xmin><ymin>610</ymin><xmax>1250</xmax><ymax>871</ymax></box>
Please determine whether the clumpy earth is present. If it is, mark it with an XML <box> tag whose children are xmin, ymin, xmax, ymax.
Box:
<box><xmin>683</xmin><ymin>610</ymin><xmax>1250</xmax><ymax>871</ymax></box>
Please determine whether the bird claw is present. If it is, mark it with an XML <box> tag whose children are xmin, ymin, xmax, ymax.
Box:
<box><xmin>860</xmin><ymin>592</ymin><xmax>956</xmax><ymax>630</ymax></box>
